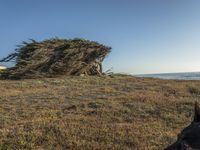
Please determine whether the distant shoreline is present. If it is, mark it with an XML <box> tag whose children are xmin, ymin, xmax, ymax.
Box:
<box><xmin>135</xmin><ymin>72</ymin><xmax>200</xmax><ymax>80</ymax></box>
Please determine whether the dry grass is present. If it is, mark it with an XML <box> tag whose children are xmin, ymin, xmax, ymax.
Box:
<box><xmin>0</xmin><ymin>75</ymin><xmax>200</xmax><ymax>150</ymax></box>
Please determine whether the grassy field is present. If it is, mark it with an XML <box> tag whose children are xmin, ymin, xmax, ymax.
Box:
<box><xmin>0</xmin><ymin>75</ymin><xmax>200</xmax><ymax>150</ymax></box>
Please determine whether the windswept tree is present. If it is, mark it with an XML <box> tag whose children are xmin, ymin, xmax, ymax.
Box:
<box><xmin>0</xmin><ymin>38</ymin><xmax>111</xmax><ymax>79</ymax></box>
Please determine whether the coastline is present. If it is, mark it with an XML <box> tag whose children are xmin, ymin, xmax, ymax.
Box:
<box><xmin>135</xmin><ymin>72</ymin><xmax>200</xmax><ymax>80</ymax></box>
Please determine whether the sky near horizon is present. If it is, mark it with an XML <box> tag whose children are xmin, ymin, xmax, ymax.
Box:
<box><xmin>0</xmin><ymin>0</ymin><xmax>200</xmax><ymax>74</ymax></box>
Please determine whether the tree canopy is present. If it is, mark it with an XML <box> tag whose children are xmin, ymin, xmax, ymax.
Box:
<box><xmin>0</xmin><ymin>38</ymin><xmax>111</xmax><ymax>79</ymax></box>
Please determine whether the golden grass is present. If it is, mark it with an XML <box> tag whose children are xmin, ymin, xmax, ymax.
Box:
<box><xmin>0</xmin><ymin>75</ymin><xmax>200</xmax><ymax>149</ymax></box>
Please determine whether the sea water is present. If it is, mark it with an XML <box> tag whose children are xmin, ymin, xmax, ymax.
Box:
<box><xmin>136</xmin><ymin>72</ymin><xmax>200</xmax><ymax>80</ymax></box>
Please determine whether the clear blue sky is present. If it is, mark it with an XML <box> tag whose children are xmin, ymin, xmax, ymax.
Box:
<box><xmin>0</xmin><ymin>0</ymin><xmax>200</xmax><ymax>74</ymax></box>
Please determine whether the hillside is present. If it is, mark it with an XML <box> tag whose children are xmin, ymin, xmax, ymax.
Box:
<box><xmin>0</xmin><ymin>75</ymin><xmax>200</xmax><ymax>149</ymax></box>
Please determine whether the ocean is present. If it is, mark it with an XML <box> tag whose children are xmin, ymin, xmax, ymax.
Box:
<box><xmin>136</xmin><ymin>72</ymin><xmax>200</xmax><ymax>80</ymax></box>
